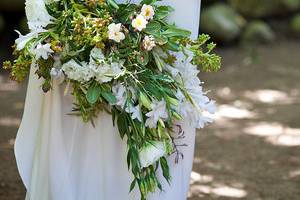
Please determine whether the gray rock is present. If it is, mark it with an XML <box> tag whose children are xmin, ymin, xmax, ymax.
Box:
<box><xmin>201</xmin><ymin>3</ymin><xmax>246</xmax><ymax>42</ymax></box>
<box><xmin>229</xmin><ymin>0</ymin><xmax>300</xmax><ymax>18</ymax></box>
<box><xmin>242</xmin><ymin>21</ymin><xmax>275</xmax><ymax>44</ymax></box>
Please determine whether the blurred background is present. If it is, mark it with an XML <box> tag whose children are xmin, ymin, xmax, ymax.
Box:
<box><xmin>0</xmin><ymin>0</ymin><xmax>300</xmax><ymax>199</ymax></box>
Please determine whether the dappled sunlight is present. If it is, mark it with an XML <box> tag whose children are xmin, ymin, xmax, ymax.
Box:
<box><xmin>190</xmin><ymin>171</ymin><xmax>214</xmax><ymax>184</ymax></box>
<box><xmin>244</xmin><ymin>122</ymin><xmax>284</xmax><ymax>136</ymax></box>
<box><xmin>189</xmin><ymin>183</ymin><xmax>247</xmax><ymax>199</ymax></box>
<box><xmin>0</xmin><ymin>117</ymin><xmax>21</xmax><ymax>127</ymax></box>
<box><xmin>216</xmin><ymin>87</ymin><xmax>234</xmax><ymax>100</ymax></box>
<box><xmin>244</xmin><ymin>89</ymin><xmax>295</xmax><ymax>104</ymax></box>
<box><xmin>215</xmin><ymin>104</ymin><xmax>257</xmax><ymax>119</ymax></box>
<box><xmin>267</xmin><ymin>132</ymin><xmax>300</xmax><ymax>146</ymax></box>
<box><xmin>289</xmin><ymin>170</ymin><xmax>300</xmax><ymax>178</ymax></box>
<box><xmin>244</xmin><ymin>122</ymin><xmax>300</xmax><ymax>146</ymax></box>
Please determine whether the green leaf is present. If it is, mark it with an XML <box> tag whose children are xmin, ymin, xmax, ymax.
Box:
<box><xmin>139</xmin><ymin>92</ymin><xmax>152</xmax><ymax>109</ymax></box>
<box><xmin>144</xmin><ymin>21</ymin><xmax>161</xmax><ymax>35</ymax></box>
<box><xmin>107</xmin><ymin>0</ymin><xmax>119</xmax><ymax>9</ymax></box>
<box><xmin>153</xmin><ymin>34</ymin><xmax>168</xmax><ymax>45</ymax></box>
<box><xmin>117</xmin><ymin>4</ymin><xmax>136</xmax><ymax>23</ymax></box>
<box><xmin>127</xmin><ymin>148</ymin><xmax>132</xmax><ymax>169</ymax></box>
<box><xmin>155</xmin><ymin>6</ymin><xmax>174</xmax><ymax>19</ymax></box>
<box><xmin>86</xmin><ymin>86</ymin><xmax>101</xmax><ymax>104</ymax></box>
<box><xmin>140</xmin><ymin>0</ymin><xmax>157</xmax><ymax>5</ymax></box>
<box><xmin>153</xmin><ymin>74</ymin><xmax>174</xmax><ymax>83</ymax></box>
<box><xmin>152</xmin><ymin>51</ymin><xmax>164</xmax><ymax>71</ymax></box>
<box><xmin>117</xmin><ymin>112</ymin><xmax>128</xmax><ymax>139</ymax></box>
<box><xmin>129</xmin><ymin>179</ymin><xmax>137</xmax><ymax>192</ymax></box>
<box><xmin>101</xmin><ymin>90</ymin><xmax>117</xmax><ymax>104</ymax></box>
<box><xmin>165</xmin><ymin>40</ymin><xmax>180</xmax><ymax>51</ymax></box>
<box><xmin>162</xmin><ymin>27</ymin><xmax>191</xmax><ymax>38</ymax></box>
<box><xmin>160</xmin><ymin>157</ymin><xmax>171</xmax><ymax>184</ymax></box>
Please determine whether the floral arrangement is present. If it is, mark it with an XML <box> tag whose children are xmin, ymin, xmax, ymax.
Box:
<box><xmin>4</xmin><ymin>0</ymin><xmax>221</xmax><ymax>199</ymax></box>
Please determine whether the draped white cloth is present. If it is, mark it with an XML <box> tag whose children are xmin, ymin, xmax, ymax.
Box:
<box><xmin>15</xmin><ymin>1</ymin><xmax>201</xmax><ymax>199</ymax></box>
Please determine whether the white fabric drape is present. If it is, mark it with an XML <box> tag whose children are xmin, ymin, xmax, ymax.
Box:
<box><xmin>15</xmin><ymin>0</ymin><xmax>201</xmax><ymax>199</ymax></box>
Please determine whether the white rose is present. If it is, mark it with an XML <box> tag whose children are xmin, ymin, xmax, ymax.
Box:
<box><xmin>141</xmin><ymin>4</ymin><xmax>155</xmax><ymax>20</ymax></box>
<box><xmin>139</xmin><ymin>141</ymin><xmax>167</xmax><ymax>168</ymax></box>
<box><xmin>108</xmin><ymin>23</ymin><xmax>125</xmax><ymax>43</ymax></box>
<box><xmin>132</xmin><ymin>15</ymin><xmax>148</xmax><ymax>31</ymax></box>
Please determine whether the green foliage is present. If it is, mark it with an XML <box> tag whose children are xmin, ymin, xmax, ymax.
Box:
<box><xmin>190</xmin><ymin>34</ymin><xmax>221</xmax><ymax>72</ymax></box>
<box><xmin>3</xmin><ymin>48</ymin><xmax>32</xmax><ymax>82</ymax></box>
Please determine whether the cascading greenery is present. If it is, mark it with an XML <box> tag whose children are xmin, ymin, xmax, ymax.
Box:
<box><xmin>3</xmin><ymin>0</ymin><xmax>221</xmax><ymax>199</ymax></box>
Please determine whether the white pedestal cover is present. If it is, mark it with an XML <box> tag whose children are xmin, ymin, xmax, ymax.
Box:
<box><xmin>15</xmin><ymin>1</ymin><xmax>201</xmax><ymax>199</ymax></box>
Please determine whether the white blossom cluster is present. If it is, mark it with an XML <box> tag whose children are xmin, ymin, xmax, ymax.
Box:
<box><xmin>62</xmin><ymin>48</ymin><xmax>124</xmax><ymax>83</ymax></box>
<box><xmin>166</xmin><ymin>54</ymin><xmax>216</xmax><ymax>129</ymax></box>
<box><xmin>111</xmin><ymin>54</ymin><xmax>216</xmax><ymax>130</ymax></box>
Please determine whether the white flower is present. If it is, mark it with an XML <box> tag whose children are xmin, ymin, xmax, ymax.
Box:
<box><xmin>126</xmin><ymin>105</ymin><xmax>143</xmax><ymax>122</ymax></box>
<box><xmin>108</xmin><ymin>23</ymin><xmax>125</xmax><ymax>43</ymax></box>
<box><xmin>145</xmin><ymin>100</ymin><xmax>168</xmax><ymax>128</ymax></box>
<box><xmin>15</xmin><ymin>29</ymin><xmax>45</xmax><ymax>50</ymax></box>
<box><xmin>32</xmin><ymin>43</ymin><xmax>54</xmax><ymax>60</ymax></box>
<box><xmin>141</xmin><ymin>4</ymin><xmax>155</xmax><ymax>20</ymax></box>
<box><xmin>143</xmin><ymin>35</ymin><xmax>156</xmax><ymax>51</ymax></box>
<box><xmin>112</xmin><ymin>83</ymin><xmax>127</xmax><ymax>107</ymax></box>
<box><xmin>25</xmin><ymin>0</ymin><xmax>53</xmax><ymax>30</ymax></box>
<box><xmin>88</xmin><ymin>48</ymin><xmax>124</xmax><ymax>83</ymax></box>
<box><xmin>170</xmin><ymin>54</ymin><xmax>217</xmax><ymax>129</ymax></box>
<box><xmin>62</xmin><ymin>60</ymin><xmax>93</xmax><ymax>83</ymax></box>
<box><xmin>204</xmin><ymin>100</ymin><xmax>217</xmax><ymax>114</ymax></box>
<box><xmin>89</xmin><ymin>61</ymin><xmax>123</xmax><ymax>83</ymax></box>
<box><xmin>90</xmin><ymin>47</ymin><xmax>105</xmax><ymax>63</ymax></box>
<box><xmin>139</xmin><ymin>141</ymin><xmax>166</xmax><ymax>168</ymax></box>
<box><xmin>132</xmin><ymin>15</ymin><xmax>148</xmax><ymax>31</ymax></box>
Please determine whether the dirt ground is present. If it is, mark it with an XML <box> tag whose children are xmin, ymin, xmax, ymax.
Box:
<box><xmin>0</xmin><ymin>40</ymin><xmax>300</xmax><ymax>200</ymax></box>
